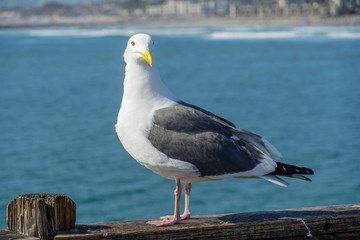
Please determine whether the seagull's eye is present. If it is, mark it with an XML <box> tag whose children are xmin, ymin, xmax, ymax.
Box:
<box><xmin>131</xmin><ymin>41</ymin><xmax>135</xmax><ymax>46</ymax></box>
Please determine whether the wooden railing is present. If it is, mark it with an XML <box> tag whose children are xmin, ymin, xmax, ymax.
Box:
<box><xmin>1</xmin><ymin>194</ymin><xmax>360</xmax><ymax>240</ymax></box>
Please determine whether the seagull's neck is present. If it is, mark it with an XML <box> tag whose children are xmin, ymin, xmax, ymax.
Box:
<box><xmin>121</xmin><ymin>62</ymin><xmax>178</xmax><ymax>110</ymax></box>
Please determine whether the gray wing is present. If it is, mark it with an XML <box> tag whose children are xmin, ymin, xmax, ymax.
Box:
<box><xmin>229</xmin><ymin>129</ymin><xmax>282</xmax><ymax>160</ymax></box>
<box><xmin>179</xmin><ymin>101</ymin><xmax>282</xmax><ymax>160</ymax></box>
<box><xmin>178</xmin><ymin>101</ymin><xmax>237</xmax><ymax>129</ymax></box>
<box><xmin>148</xmin><ymin>103</ymin><xmax>265</xmax><ymax>177</ymax></box>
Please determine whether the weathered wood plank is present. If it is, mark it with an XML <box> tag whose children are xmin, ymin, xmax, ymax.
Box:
<box><xmin>0</xmin><ymin>230</ymin><xmax>39</xmax><ymax>240</ymax></box>
<box><xmin>6</xmin><ymin>194</ymin><xmax>76</xmax><ymax>240</ymax></box>
<box><xmin>55</xmin><ymin>204</ymin><xmax>360</xmax><ymax>240</ymax></box>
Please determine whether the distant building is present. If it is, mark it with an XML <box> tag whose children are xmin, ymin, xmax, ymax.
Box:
<box><xmin>146</xmin><ymin>0</ymin><xmax>202</xmax><ymax>18</ymax></box>
<box><xmin>0</xmin><ymin>0</ymin><xmax>359</xmax><ymax>28</ymax></box>
<box><xmin>140</xmin><ymin>0</ymin><xmax>359</xmax><ymax>19</ymax></box>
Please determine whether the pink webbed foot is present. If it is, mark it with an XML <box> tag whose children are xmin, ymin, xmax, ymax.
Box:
<box><xmin>160</xmin><ymin>213</ymin><xmax>190</xmax><ymax>221</ymax></box>
<box><xmin>146</xmin><ymin>217</ymin><xmax>180</xmax><ymax>227</ymax></box>
<box><xmin>159</xmin><ymin>215</ymin><xmax>173</xmax><ymax>220</ymax></box>
<box><xmin>180</xmin><ymin>211</ymin><xmax>191</xmax><ymax>220</ymax></box>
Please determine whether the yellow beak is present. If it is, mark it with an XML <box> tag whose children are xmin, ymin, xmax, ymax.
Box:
<box><xmin>140</xmin><ymin>49</ymin><xmax>153</xmax><ymax>66</ymax></box>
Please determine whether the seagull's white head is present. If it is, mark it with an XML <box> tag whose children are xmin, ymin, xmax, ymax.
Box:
<box><xmin>124</xmin><ymin>33</ymin><xmax>154</xmax><ymax>67</ymax></box>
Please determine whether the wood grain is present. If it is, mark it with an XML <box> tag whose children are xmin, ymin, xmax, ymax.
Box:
<box><xmin>6</xmin><ymin>194</ymin><xmax>76</xmax><ymax>240</ymax></box>
<box><xmin>55</xmin><ymin>204</ymin><xmax>360</xmax><ymax>240</ymax></box>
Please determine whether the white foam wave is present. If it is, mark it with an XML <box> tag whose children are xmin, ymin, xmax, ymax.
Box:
<box><xmin>292</xmin><ymin>26</ymin><xmax>360</xmax><ymax>39</ymax></box>
<box><xmin>26</xmin><ymin>26</ymin><xmax>205</xmax><ymax>38</ymax></box>
<box><xmin>207</xmin><ymin>26</ymin><xmax>360</xmax><ymax>40</ymax></box>
<box><xmin>327</xmin><ymin>31</ymin><xmax>360</xmax><ymax>39</ymax></box>
<box><xmin>17</xmin><ymin>25</ymin><xmax>360</xmax><ymax>40</ymax></box>
<box><xmin>207</xmin><ymin>31</ymin><xmax>298</xmax><ymax>40</ymax></box>
<box><xmin>27</xmin><ymin>28</ymin><xmax>134</xmax><ymax>37</ymax></box>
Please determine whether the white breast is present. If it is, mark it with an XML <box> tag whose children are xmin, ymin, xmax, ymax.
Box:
<box><xmin>116</xmin><ymin>98</ymin><xmax>200</xmax><ymax>181</ymax></box>
<box><xmin>116</xmin><ymin>60</ymin><xmax>200</xmax><ymax>181</ymax></box>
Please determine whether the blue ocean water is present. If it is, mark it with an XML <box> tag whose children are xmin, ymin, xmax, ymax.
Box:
<box><xmin>1</xmin><ymin>26</ymin><xmax>360</xmax><ymax>229</ymax></box>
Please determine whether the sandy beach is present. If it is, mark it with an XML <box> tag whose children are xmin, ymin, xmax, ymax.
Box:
<box><xmin>1</xmin><ymin>14</ymin><xmax>360</xmax><ymax>29</ymax></box>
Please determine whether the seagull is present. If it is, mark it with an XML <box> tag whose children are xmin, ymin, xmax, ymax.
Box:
<box><xmin>115</xmin><ymin>33</ymin><xmax>314</xmax><ymax>227</ymax></box>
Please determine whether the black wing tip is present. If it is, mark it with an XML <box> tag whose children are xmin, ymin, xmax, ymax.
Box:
<box><xmin>273</xmin><ymin>162</ymin><xmax>314</xmax><ymax>182</ymax></box>
<box><xmin>295</xmin><ymin>174</ymin><xmax>313</xmax><ymax>182</ymax></box>
<box><xmin>279</xmin><ymin>174</ymin><xmax>313</xmax><ymax>182</ymax></box>
<box><xmin>302</xmin><ymin>175</ymin><xmax>312</xmax><ymax>182</ymax></box>
<box><xmin>306</xmin><ymin>168</ymin><xmax>315</xmax><ymax>175</ymax></box>
<box><xmin>299</xmin><ymin>167</ymin><xmax>314</xmax><ymax>175</ymax></box>
<box><xmin>272</xmin><ymin>161</ymin><xmax>314</xmax><ymax>176</ymax></box>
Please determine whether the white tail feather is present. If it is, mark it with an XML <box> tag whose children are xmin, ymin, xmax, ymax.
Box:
<box><xmin>261</xmin><ymin>175</ymin><xmax>289</xmax><ymax>187</ymax></box>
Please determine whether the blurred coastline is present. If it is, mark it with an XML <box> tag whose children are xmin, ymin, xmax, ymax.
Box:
<box><xmin>0</xmin><ymin>0</ymin><xmax>359</xmax><ymax>28</ymax></box>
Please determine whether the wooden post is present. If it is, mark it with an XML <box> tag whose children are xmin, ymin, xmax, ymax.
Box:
<box><xmin>3</xmin><ymin>200</ymin><xmax>360</xmax><ymax>239</ymax></box>
<box><xmin>6</xmin><ymin>194</ymin><xmax>76</xmax><ymax>240</ymax></box>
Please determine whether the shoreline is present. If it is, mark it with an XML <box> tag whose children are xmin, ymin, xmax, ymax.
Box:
<box><xmin>1</xmin><ymin>15</ymin><xmax>360</xmax><ymax>29</ymax></box>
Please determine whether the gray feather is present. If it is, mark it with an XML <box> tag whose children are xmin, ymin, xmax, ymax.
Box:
<box><xmin>148</xmin><ymin>104</ymin><xmax>263</xmax><ymax>176</ymax></box>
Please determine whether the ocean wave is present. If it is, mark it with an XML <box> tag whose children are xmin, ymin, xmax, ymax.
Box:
<box><xmin>206</xmin><ymin>31</ymin><xmax>298</xmax><ymax>40</ymax></box>
<box><xmin>10</xmin><ymin>25</ymin><xmax>360</xmax><ymax>40</ymax></box>
<box><xmin>206</xmin><ymin>26</ymin><xmax>360</xmax><ymax>40</ymax></box>
<box><xmin>327</xmin><ymin>31</ymin><xmax>360</xmax><ymax>39</ymax></box>
<box><xmin>27</xmin><ymin>27</ymin><xmax>135</xmax><ymax>37</ymax></box>
<box><xmin>25</xmin><ymin>26</ymin><xmax>205</xmax><ymax>38</ymax></box>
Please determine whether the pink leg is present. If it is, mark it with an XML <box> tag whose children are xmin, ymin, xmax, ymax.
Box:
<box><xmin>181</xmin><ymin>183</ymin><xmax>191</xmax><ymax>220</ymax></box>
<box><xmin>147</xmin><ymin>178</ymin><xmax>182</xmax><ymax>227</ymax></box>
<box><xmin>160</xmin><ymin>183</ymin><xmax>191</xmax><ymax>221</ymax></box>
